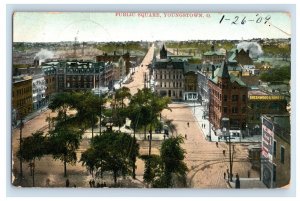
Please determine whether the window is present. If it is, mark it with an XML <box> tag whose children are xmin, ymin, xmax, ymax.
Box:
<box><xmin>273</xmin><ymin>164</ymin><xmax>276</xmax><ymax>182</ymax></box>
<box><xmin>280</xmin><ymin>146</ymin><xmax>285</xmax><ymax>164</ymax></box>
<box><xmin>223</xmin><ymin>95</ymin><xmax>227</xmax><ymax>102</ymax></box>
<box><xmin>232</xmin><ymin>95</ymin><xmax>239</xmax><ymax>102</ymax></box>
<box><xmin>242</xmin><ymin>95</ymin><xmax>246</xmax><ymax>102</ymax></box>
<box><xmin>273</xmin><ymin>141</ymin><xmax>277</xmax><ymax>158</ymax></box>
<box><xmin>232</xmin><ymin>107</ymin><xmax>238</xmax><ymax>113</ymax></box>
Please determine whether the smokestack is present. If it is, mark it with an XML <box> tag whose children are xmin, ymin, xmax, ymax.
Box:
<box><xmin>34</xmin><ymin>59</ymin><xmax>39</xmax><ymax>67</ymax></box>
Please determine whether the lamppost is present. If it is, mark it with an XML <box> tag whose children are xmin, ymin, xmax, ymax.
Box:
<box><xmin>223</xmin><ymin>127</ymin><xmax>234</xmax><ymax>182</ymax></box>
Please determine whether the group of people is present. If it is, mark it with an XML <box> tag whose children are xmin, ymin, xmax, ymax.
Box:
<box><xmin>89</xmin><ymin>179</ymin><xmax>107</xmax><ymax>188</ymax></box>
<box><xmin>65</xmin><ymin>179</ymin><xmax>76</xmax><ymax>188</ymax></box>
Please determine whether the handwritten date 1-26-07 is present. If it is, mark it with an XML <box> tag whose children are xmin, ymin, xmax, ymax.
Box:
<box><xmin>219</xmin><ymin>14</ymin><xmax>271</xmax><ymax>25</ymax></box>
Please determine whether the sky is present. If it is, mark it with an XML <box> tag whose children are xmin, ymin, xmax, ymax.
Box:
<box><xmin>13</xmin><ymin>12</ymin><xmax>291</xmax><ymax>42</ymax></box>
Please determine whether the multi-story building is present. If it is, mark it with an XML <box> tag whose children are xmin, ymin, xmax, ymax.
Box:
<box><xmin>153</xmin><ymin>45</ymin><xmax>199</xmax><ymax>101</ymax></box>
<box><xmin>208</xmin><ymin>61</ymin><xmax>248</xmax><ymax>131</ymax></box>
<box><xmin>261</xmin><ymin>115</ymin><xmax>290</xmax><ymax>188</ymax></box>
<box><xmin>32</xmin><ymin>73</ymin><xmax>47</xmax><ymax>110</ymax></box>
<box><xmin>41</xmin><ymin>62</ymin><xmax>57</xmax><ymax>101</ymax></box>
<box><xmin>247</xmin><ymin>89</ymin><xmax>288</xmax><ymax>135</ymax></box>
<box><xmin>55</xmin><ymin>61</ymin><xmax>113</xmax><ymax>92</ymax></box>
<box><xmin>96</xmin><ymin>52</ymin><xmax>131</xmax><ymax>75</ymax></box>
<box><xmin>12</xmin><ymin>75</ymin><xmax>33</xmax><ymax>120</ymax></box>
<box><xmin>202</xmin><ymin>45</ymin><xmax>226</xmax><ymax>64</ymax></box>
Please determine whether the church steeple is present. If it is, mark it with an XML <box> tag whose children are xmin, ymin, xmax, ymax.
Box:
<box><xmin>160</xmin><ymin>44</ymin><xmax>167</xmax><ymax>59</ymax></box>
<box><xmin>217</xmin><ymin>60</ymin><xmax>230</xmax><ymax>79</ymax></box>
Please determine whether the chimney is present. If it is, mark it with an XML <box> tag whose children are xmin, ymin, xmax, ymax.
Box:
<box><xmin>247</xmin><ymin>50</ymin><xmax>250</xmax><ymax>56</ymax></box>
<box><xmin>212</xmin><ymin>65</ymin><xmax>215</xmax><ymax>79</ymax></box>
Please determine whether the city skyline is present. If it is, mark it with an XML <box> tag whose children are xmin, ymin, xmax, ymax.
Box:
<box><xmin>13</xmin><ymin>12</ymin><xmax>291</xmax><ymax>42</ymax></box>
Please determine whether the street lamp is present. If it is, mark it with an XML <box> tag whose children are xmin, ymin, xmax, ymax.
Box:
<box><xmin>223</xmin><ymin>127</ymin><xmax>234</xmax><ymax>182</ymax></box>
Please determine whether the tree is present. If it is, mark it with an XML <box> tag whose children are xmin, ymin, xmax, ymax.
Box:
<box><xmin>80</xmin><ymin>147</ymin><xmax>98</xmax><ymax>177</ymax></box>
<box><xmin>48</xmin><ymin>124</ymin><xmax>83</xmax><ymax>177</ymax></box>
<box><xmin>130</xmin><ymin>88</ymin><xmax>171</xmax><ymax>155</ymax></box>
<box><xmin>164</xmin><ymin>119</ymin><xmax>177</xmax><ymax>136</ymax></box>
<box><xmin>48</xmin><ymin>92</ymin><xmax>74</xmax><ymax>122</ymax></box>
<box><xmin>80</xmin><ymin>131</ymin><xmax>139</xmax><ymax>185</ymax></box>
<box><xmin>75</xmin><ymin>92</ymin><xmax>106</xmax><ymax>138</ymax></box>
<box><xmin>259</xmin><ymin>66</ymin><xmax>290</xmax><ymax>83</ymax></box>
<box><xmin>141</xmin><ymin>136</ymin><xmax>188</xmax><ymax>188</ymax></box>
<box><xmin>17</xmin><ymin>131</ymin><xmax>46</xmax><ymax>187</ymax></box>
<box><xmin>159</xmin><ymin>136</ymin><xmax>188</xmax><ymax>187</ymax></box>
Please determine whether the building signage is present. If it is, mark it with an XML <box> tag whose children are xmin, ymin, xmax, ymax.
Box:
<box><xmin>249</xmin><ymin>95</ymin><xmax>285</xmax><ymax>101</ymax></box>
<box><xmin>261</xmin><ymin>117</ymin><xmax>274</xmax><ymax>162</ymax></box>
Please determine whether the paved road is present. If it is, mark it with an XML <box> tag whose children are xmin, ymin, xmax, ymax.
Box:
<box><xmin>123</xmin><ymin>44</ymin><xmax>154</xmax><ymax>95</ymax></box>
<box><xmin>162</xmin><ymin>103</ymin><xmax>259</xmax><ymax>188</ymax></box>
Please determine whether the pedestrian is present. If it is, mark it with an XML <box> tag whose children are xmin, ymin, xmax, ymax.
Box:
<box><xmin>187</xmin><ymin>122</ymin><xmax>189</xmax><ymax>127</ymax></box>
<box><xmin>73</xmin><ymin>184</ymin><xmax>76</xmax><ymax>188</ymax></box>
<box><xmin>224</xmin><ymin>172</ymin><xmax>226</xmax><ymax>179</ymax></box>
<box><xmin>66</xmin><ymin>179</ymin><xmax>70</xmax><ymax>187</ymax></box>
<box><xmin>89</xmin><ymin>180</ymin><xmax>92</xmax><ymax>187</ymax></box>
<box><xmin>223</xmin><ymin>150</ymin><xmax>226</xmax><ymax>156</ymax></box>
<box><xmin>185</xmin><ymin>134</ymin><xmax>187</xmax><ymax>139</ymax></box>
<box><xmin>92</xmin><ymin>179</ymin><xmax>95</xmax><ymax>187</ymax></box>
<box><xmin>46</xmin><ymin>178</ymin><xmax>50</xmax><ymax>187</ymax></box>
<box><xmin>163</xmin><ymin>134</ymin><xmax>166</xmax><ymax>140</ymax></box>
<box><xmin>216</xmin><ymin>142</ymin><xmax>218</xmax><ymax>147</ymax></box>
<box><xmin>204</xmin><ymin>124</ymin><xmax>206</xmax><ymax>128</ymax></box>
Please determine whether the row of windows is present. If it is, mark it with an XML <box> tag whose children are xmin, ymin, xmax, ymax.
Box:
<box><xmin>66</xmin><ymin>75</ymin><xmax>95</xmax><ymax>82</ymax></box>
<box><xmin>13</xmin><ymin>86</ymin><xmax>32</xmax><ymax>97</ymax></box>
<box><xmin>45</xmin><ymin>77</ymin><xmax>55</xmax><ymax>84</ymax></box>
<box><xmin>66</xmin><ymin>82</ymin><xmax>93</xmax><ymax>89</ymax></box>
<box><xmin>160</xmin><ymin>82</ymin><xmax>183</xmax><ymax>88</ymax></box>
<box><xmin>250</xmin><ymin>102</ymin><xmax>283</xmax><ymax>110</ymax></box>
<box><xmin>156</xmin><ymin>73</ymin><xmax>183</xmax><ymax>80</ymax></box>
<box><xmin>16</xmin><ymin>96</ymin><xmax>32</xmax><ymax>108</ymax></box>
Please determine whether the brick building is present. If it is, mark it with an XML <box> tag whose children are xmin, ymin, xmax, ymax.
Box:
<box><xmin>208</xmin><ymin>61</ymin><xmax>248</xmax><ymax>130</ymax></box>
<box><xmin>12</xmin><ymin>75</ymin><xmax>33</xmax><ymax>119</ymax></box>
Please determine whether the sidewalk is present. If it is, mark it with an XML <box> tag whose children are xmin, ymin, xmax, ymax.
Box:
<box><xmin>13</xmin><ymin>105</ymin><xmax>50</xmax><ymax>129</ymax></box>
<box><xmin>228</xmin><ymin>177</ymin><xmax>267</xmax><ymax>189</ymax></box>
<box><xmin>188</xmin><ymin>102</ymin><xmax>262</xmax><ymax>143</ymax></box>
